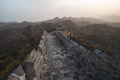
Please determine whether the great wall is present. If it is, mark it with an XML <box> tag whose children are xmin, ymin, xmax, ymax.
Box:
<box><xmin>7</xmin><ymin>31</ymin><xmax>120</xmax><ymax>80</ymax></box>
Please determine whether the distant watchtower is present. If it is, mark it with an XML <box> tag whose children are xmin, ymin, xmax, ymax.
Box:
<box><xmin>56</xmin><ymin>23</ymin><xmax>65</xmax><ymax>31</ymax></box>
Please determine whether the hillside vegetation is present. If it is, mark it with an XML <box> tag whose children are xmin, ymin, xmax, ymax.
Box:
<box><xmin>0</xmin><ymin>22</ymin><xmax>57</xmax><ymax>79</ymax></box>
<box><xmin>0</xmin><ymin>17</ymin><xmax>120</xmax><ymax>79</ymax></box>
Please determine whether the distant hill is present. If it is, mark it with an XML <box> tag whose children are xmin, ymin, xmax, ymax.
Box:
<box><xmin>101</xmin><ymin>15</ymin><xmax>120</xmax><ymax>23</ymax></box>
<box><xmin>62</xmin><ymin>17</ymin><xmax>106</xmax><ymax>24</ymax></box>
<box><xmin>0</xmin><ymin>22</ymin><xmax>34</xmax><ymax>31</ymax></box>
<box><xmin>0</xmin><ymin>22</ymin><xmax>8</xmax><ymax>28</ymax></box>
<box><xmin>45</xmin><ymin>17</ymin><xmax>108</xmax><ymax>27</ymax></box>
<box><xmin>0</xmin><ymin>22</ymin><xmax>57</xmax><ymax>56</ymax></box>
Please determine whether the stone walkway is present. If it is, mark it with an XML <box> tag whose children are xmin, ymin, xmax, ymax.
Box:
<box><xmin>40</xmin><ymin>33</ymin><xmax>80</xmax><ymax>80</ymax></box>
<box><xmin>39</xmin><ymin>32</ymin><xmax>120</xmax><ymax>80</ymax></box>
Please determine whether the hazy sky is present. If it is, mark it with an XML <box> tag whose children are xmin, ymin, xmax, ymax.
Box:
<box><xmin>0</xmin><ymin>0</ymin><xmax>120</xmax><ymax>22</ymax></box>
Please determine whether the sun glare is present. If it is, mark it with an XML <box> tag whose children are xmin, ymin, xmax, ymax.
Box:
<box><xmin>54</xmin><ymin>0</ymin><xmax>119</xmax><ymax>16</ymax></box>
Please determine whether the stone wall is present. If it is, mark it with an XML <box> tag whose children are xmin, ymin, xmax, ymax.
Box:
<box><xmin>27</xmin><ymin>31</ymin><xmax>48</xmax><ymax>80</ymax></box>
<box><xmin>54</xmin><ymin>31</ymin><xmax>120</xmax><ymax>79</ymax></box>
<box><xmin>38</xmin><ymin>31</ymin><xmax>48</xmax><ymax>54</ymax></box>
<box><xmin>7</xmin><ymin>31</ymin><xmax>48</xmax><ymax>80</ymax></box>
<box><xmin>28</xmin><ymin>49</ymin><xmax>41</xmax><ymax>80</ymax></box>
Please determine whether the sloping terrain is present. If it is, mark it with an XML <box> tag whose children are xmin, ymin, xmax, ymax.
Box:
<box><xmin>0</xmin><ymin>22</ymin><xmax>57</xmax><ymax>79</ymax></box>
<box><xmin>0</xmin><ymin>17</ymin><xmax>120</xmax><ymax>79</ymax></box>
<box><xmin>0</xmin><ymin>22</ymin><xmax>34</xmax><ymax>31</ymax></box>
<box><xmin>7</xmin><ymin>31</ymin><xmax>120</xmax><ymax>80</ymax></box>
<box><xmin>69</xmin><ymin>24</ymin><xmax>120</xmax><ymax>59</ymax></box>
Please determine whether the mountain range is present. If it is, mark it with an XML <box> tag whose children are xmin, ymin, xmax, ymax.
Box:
<box><xmin>0</xmin><ymin>17</ymin><xmax>120</xmax><ymax>79</ymax></box>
